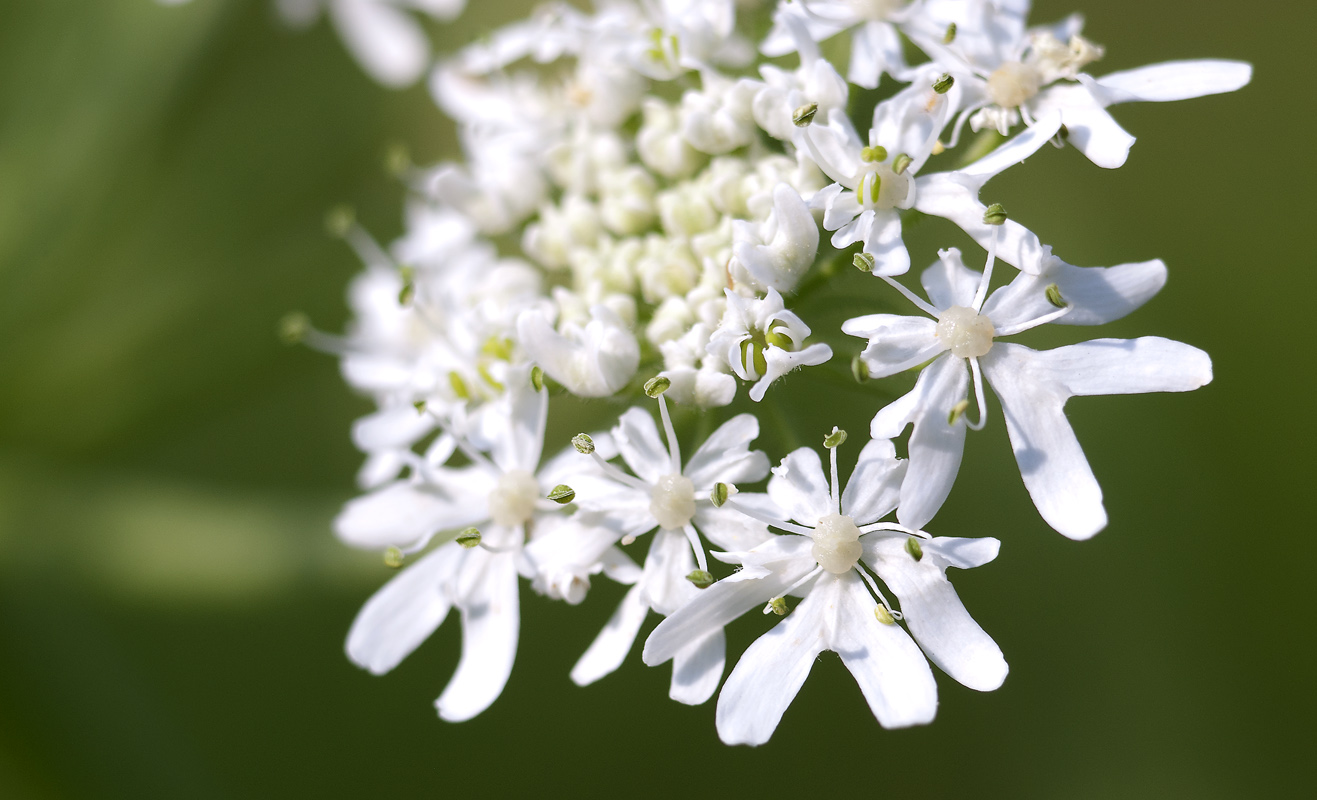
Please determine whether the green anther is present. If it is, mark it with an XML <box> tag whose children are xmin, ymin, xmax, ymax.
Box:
<box><xmin>481</xmin><ymin>337</ymin><xmax>514</xmax><ymax>360</ymax></box>
<box><xmin>572</xmin><ymin>433</ymin><xmax>595</xmax><ymax>455</ymax></box>
<box><xmin>874</xmin><ymin>606</ymin><xmax>897</xmax><ymax>625</ymax></box>
<box><xmin>766</xmin><ymin>597</ymin><xmax>788</xmax><ymax>616</ymax></box>
<box><xmin>851</xmin><ymin>354</ymin><xmax>870</xmax><ymax>383</ymax></box>
<box><xmin>324</xmin><ymin>204</ymin><xmax>355</xmax><ymax>238</ymax></box>
<box><xmin>948</xmin><ymin>399</ymin><xmax>970</xmax><ymax>425</ymax></box>
<box><xmin>687</xmin><ymin>570</ymin><xmax>715</xmax><ymax>589</ymax></box>
<box><xmin>547</xmin><ymin>484</ymin><xmax>576</xmax><ymax>504</ymax></box>
<box><xmin>710</xmin><ymin>482</ymin><xmax>731</xmax><ymax>508</ymax></box>
<box><xmin>1045</xmin><ymin>283</ymin><xmax>1066</xmax><ymax>308</ymax></box>
<box><xmin>413</xmin><ymin>400</ymin><xmax>427</xmax><ymax>414</ymax></box>
<box><xmin>983</xmin><ymin>203</ymin><xmax>1008</xmax><ymax>225</ymax></box>
<box><xmin>644</xmin><ymin>376</ymin><xmax>671</xmax><ymax>398</ymax></box>
<box><xmin>278</xmin><ymin>312</ymin><xmax>310</xmax><ymax>345</ymax></box>
<box><xmin>905</xmin><ymin>537</ymin><xmax>924</xmax><ymax>562</ymax></box>
<box><xmin>764</xmin><ymin>327</ymin><xmax>794</xmax><ymax>351</ymax></box>
<box><xmin>456</xmin><ymin>528</ymin><xmax>482</xmax><ymax>549</ymax></box>
<box><xmin>943</xmin><ymin>22</ymin><xmax>957</xmax><ymax>44</ymax></box>
<box><xmin>853</xmin><ymin>252</ymin><xmax>876</xmax><ymax>273</ymax></box>
<box><xmin>384</xmin><ymin>547</ymin><xmax>404</xmax><ymax>569</ymax></box>
<box><xmin>477</xmin><ymin>362</ymin><xmax>505</xmax><ymax>392</ymax></box>
<box><xmin>860</xmin><ymin>145</ymin><xmax>888</xmax><ymax>163</ymax></box>
<box><xmin>792</xmin><ymin>102</ymin><xmax>818</xmax><ymax>127</ymax></box>
<box><xmin>530</xmin><ymin>365</ymin><xmax>545</xmax><ymax>392</ymax></box>
<box><xmin>449</xmin><ymin>371</ymin><xmax>472</xmax><ymax>401</ymax></box>
<box><xmin>397</xmin><ymin>266</ymin><xmax>415</xmax><ymax>306</ymax></box>
<box><xmin>824</xmin><ymin>428</ymin><xmax>848</xmax><ymax>449</ymax></box>
<box><xmin>933</xmin><ymin>73</ymin><xmax>954</xmax><ymax>94</ymax></box>
<box><xmin>740</xmin><ymin>340</ymin><xmax>768</xmax><ymax>377</ymax></box>
<box><xmin>892</xmin><ymin>153</ymin><xmax>913</xmax><ymax>175</ymax></box>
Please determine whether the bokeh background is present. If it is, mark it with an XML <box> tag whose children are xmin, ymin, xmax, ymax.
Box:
<box><xmin>1</xmin><ymin>0</ymin><xmax>1311</xmax><ymax>796</ymax></box>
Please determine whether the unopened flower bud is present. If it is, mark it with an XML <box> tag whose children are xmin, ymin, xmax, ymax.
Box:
<box><xmin>824</xmin><ymin>427</ymin><xmax>847</xmax><ymax>449</ymax></box>
<box><xmin>933</xmin><ymin>74</ymin><xmax>954</xmax><ymax>94</ymax></box>
<box><xmin>456</xmin><ymin>528</ymin><xmax>482</xmax><ymax>548</ymax></box>
<box><xmin>792</xmin><ymin>102</ymin><xmax>818</xmax><ymax>127</ymax></box>
<box><xmin>547</xmin><ymin>484</ymin><xmax>576</xmax><ymax>504</ymax></box>
<box><xmin>384</xmin><ymin>547</ymin><xmax>404</xmax><ymax>568</ymax></box>
<box><xmin>983</xmin><ymin>203</ymin><xmax>1008</xmax><ymax>225</ymax></box>
<box><xmin>905</xmin><ymin>537</ymin><xmax>924</xmax><ymax>561</ymax></box>
<box><xmin>892</xmin><ymin>152</ymin><xmax>913</xmax><ymax>175</ymax></box>
<box><xmin>572</xmin><ymin>433</ymin><xmax>595</xmax><ymax>454</ymax></box>
<box><xmin>1045</xmin><ymin>283</ymin><xmax>1066</xmax><ymax>308</ymax></box>
<box><xmin>687</xmin><ymin>570</ymin><xmax>714</xmax><ymax>589</ymax></box>
<box><xmin>853</xmin><ymin>252</ymin><xmax>876</xmax><ymax>273</ymax></box>
<box><xmin>644</xmin><ymin>376</ymin><xmax>671</xmax><ymax>397</ymax></box>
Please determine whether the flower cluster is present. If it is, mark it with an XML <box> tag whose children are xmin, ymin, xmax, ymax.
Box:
<box><xmin>298</xmin><ymin>0</ymin><xmax>1247</xmax><ymax>744</ymax></box>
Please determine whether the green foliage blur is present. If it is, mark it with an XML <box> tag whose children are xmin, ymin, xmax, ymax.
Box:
<box><xmin>0</xmin><ymin>0</ymin><xmax>1312</xmax><ymax>796</ymax></box>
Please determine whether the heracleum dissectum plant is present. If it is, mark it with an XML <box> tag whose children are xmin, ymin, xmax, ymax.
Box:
<box><xmin>266</xmin><ymin>0</ymin><xmax>1249</xmax><ymax>744</ymax></box>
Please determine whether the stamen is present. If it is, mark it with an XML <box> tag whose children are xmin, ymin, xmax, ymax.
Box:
<box><xmin>993</xmin><ymin>304</ymin><xmax>1073</xmax><ymax>337</ymax></box>
<box><xmin>657</xmin><ymin>395</ymin><xmax>681</xmax><ymax>473</ymax></box>
<box><xmin>857</xmin><ymin>521</ymin><xmax>928</xmax><ymax>538</ymax></box>
<box><xmin>723</xmin><ymin>497</ymin><xmax>814</xmax><ymax>536</ymax></box>
<box><xmin>972</xmin><ymin>224</ymin><xmax>1000</xmax><ymax>311</ymax></box>
<box><xmin>879</xmin><ymin>274</ymin><xmax>941</xmax><ymax>317</ymax></box>
<box><xmin>780</xmin><ymin>564</ymin><xmax>824</xmax><ymax>599</ymax></box>
<box><xmin>589</xmin><ymin>451</ymin><xmax>649</xmax><ymax>491</ymax></box>
<box><xmin>682</xmin><ymin>523</ymin><xmax>709</xmax><ymax>574</ymax></box>
<box><xmin>965</xmin><ymin>357</ymin><xmax>989</xmax><ymax>431</ymax></box>
<box><xmin>855</xmin><ymin>564</ymin><xmax>903</xmax><ymax>620</ymax></box>
<box><xmin>798</xmin><ymin>125</ymin><xmax>854</xmax><ymax>187</ymax></box>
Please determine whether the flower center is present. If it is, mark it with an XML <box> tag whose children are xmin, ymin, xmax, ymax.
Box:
<box><xmin>812</xmin><ymin>513</ymin><xmax>863</xmax><ymax>574</ymax></box>
<box><xmin>487</xmin><ymin>469</ymin><xmax>541</xmax><ymax>528</ymax></box>
<box><xmin>650</xmin><ymin>473</ymin><xmax>696</xmax><ymax>530</ymax></box>
<box><xmin>936</xmin><ymin>305</ymin><xmax>996</xmax><ymax>358</ymax></box>
<box><xmin>856</xmin><ymin>163</ymin><xmax>909</xmax><ymax>210</ymax></box>
<box><xmin>987</xmin><ymin>61</ymin><xmax>1042</xmax><ymax>108</ymax></box>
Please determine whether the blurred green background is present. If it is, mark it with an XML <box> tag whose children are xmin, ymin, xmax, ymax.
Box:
<box><xmin>0</xmin><ymin>0</ymin><xmax>1310</xmax><ymax>796</ymax></box>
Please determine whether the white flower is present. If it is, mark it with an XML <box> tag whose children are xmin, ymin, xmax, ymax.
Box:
<box><xmin>644</xmin><ymin>435</ymin><xmax>1005</xmax><ymax>745</ymax></box>
<box><xmin>707</xmin><ymin>288</ymin><xmax>833</xmax><ymax>402</ymax></box>
<box><xmin>516</xmin><ymin>305</ymin><xmax>640</xmax><ymax>397</ymax></box>
<box><xmin>532</xmin><ymin>396</ymin><xmax>772</xmax><ymax>703</ymax></box>
<box><xmin>760</xmin><ymin>0</ymin><xmax>913</xmax><ymax>89</ymax></box>
<box><xmin>728</xmin><ymin>183</ymin><xmax>820</xmax><ymax>293</ymax></box>
<box><xmin>339</xmin><ymin>378</ymin><xmax>591</xmax><ymax>721</ymax></box>
<box><xmin>637</xmin><ymin>98</ymin><xmax>707</xmax><ymax>180</ymax></box>
<box><xmin>680</xmin><ymin>72</ymin><xmax>761</xmax><ymax>155</ymax></box>
<box><xmin>843</xmin><ymin>244</ymin><xmax>1212</xmax><ymax>539</ymax></box>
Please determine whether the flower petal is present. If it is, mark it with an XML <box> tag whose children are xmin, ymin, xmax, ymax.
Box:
<box><xmin>768</xmin><ymin>447</ymin><xmax>835</xmax><ymax>526</ymax></box>
<box><xmin>570</xmin><ymin>583</ymin><xmax>650</xmax><ymax>687</ymax></box>
<box><xmin>669</xmin><ymin>628</ymin><xmax>726</xmax><ymax>705</ymax></box>
<box><xmin>843</xmin><ymin>314</ymin><xmax>941</xmax><ymax>379</ymax></box>
<box><xmin>831</xmin><ymin>572</ymin><xmax>939</xmax><ymax>728</ymax></box>
<box><xmin>983</xmin><ymin>257</ymin><xmax>1167</xmax><ymax>329</ymax></box>
<box><xmin>1093</xmin><ymin>60</ymin><xmax>1252</xmax><ymax>104</ymax></box>
<box><xmin>346</xmin><ymin>542</ymin><xmax>463</xmax><ymax>675</ymax></box>
<box><xmin>920</xmin><ymin>247</ymin><xmax>981</xmax><ymax>311</ymax></box>
<box><xmin>862</xmin><ymin>210</ymin><xmax>910</xmax><ymax>277</ymax></box>
<box><xmin>334</xmin><ymin>473</ymin><xmax>489</xmax><ymax>549</ymax></box>
<box><xmin>841</xmin><ymin>438</ymin><xmax>907</xmax><ymax>525</ymax></box>
<box><xmin>613</xmin><ymin>406</ymin><xmax>670</xmax><ymax>484</ymax></box>
<box><xmin>435</xmin><ymin>550</ymin><xmax>520</xmax><ymax>722</ymax></box>
<box><xmin>684</xmin><ymin>414</ymin><xmax>770</xmax><ymax>488</ymax></box>
<box><xmin>692</xmin><ymin>502</ymin><xmax>772</xmax><ymax>552</ymax></box>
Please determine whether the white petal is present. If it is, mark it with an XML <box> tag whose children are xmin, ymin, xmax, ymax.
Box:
<box><xmin>843</xmin><ymin>314</ymin><xmax>941</xmax><ymax>379</ymax></box>
<box><xmin>346</xmin><ymin>543</ymin><xmax>463</xmax><ymax>675</ymax></box>
<box><xmin>613</xmin><ymin>406</ymin><xmax>670</xmax><ymax>485</ymax></box>
<box><xmin>920</xmin><ymin>247</ymin><xmax>981</xmax><ymax>311</ymax></box>
<box><xmin>861</xmin><ymin>210</ymin><xmax>910</xmax><ymax>277</ymax></box>
<box><xmin>864</xmin><ymin>537</ymin><xmax>1006</xmax><ymax>692</ymax></box>
<box><xmin>490</xmin><ymin>379</ymin><xmax>548</xmax><ymax>473</ymax></box>
<box><xmin>692</xmin><ymin>503</ymin><xmax>772</xmax><ymax>552</ymax></box>
<box><xmin>913</xmin><ymin>174</ymin><xmax>1049</xmax><ymax>274</ymax></box>
<box><xmin>831</xmin><ymin>572</ymin><xmax>938</xmax><ymax>728</ymax></box>
<box><xmin>841</xmin><ymin>438</ymin><xmax>907</xmax><ymax>525</ymax></box>
<box><xmin>639</xmin><ymin>527</ymin><xmax>698</xmax><ymax>615</ymax></box>
<box><xmin>334</xmin><ymin>475</ymin><xmax>487</xmax><ymax>549</ymax></box>
<box><xmin>570</xmin><ymin>583</ymin><xmax>650</xmax><ymax>686</ymax></box>
<box><xmin>1094</xmin><ymin>60</ymin><xmax>1252</xmax><ymax>104</ymax></box>
<box><xmin>669</xmin><ymin>628</ymin><xmax>725</xmax><ymax>705</ymax></box>
<box><xmin>876</xmin><ymin>356</ymin><xmax>969</xmax><ymax>532</ymax></box>
<box><xmin>435</xmin><ymin>550</ymin><xmax>520</xmax><ymax>722</ymax></box>
<box><xmin>683</xmin><ymin>414</ymin><xmax>770</xmax><ymax>488</ymax></box>
<box><xmin>927</xmin><ymin>536</ymin><xmax>1000</xmax><ymax>570</ymax></box>
<box><xmin>768</xmin><ymin>447</ymin><xmax>835</xmax><ymax>525</ymax></box>
<box><xmin>847</xmin><ymin>21</ymin><xmax>904</xmax><ymax>89</ymax></box>
<box><xmin>351</xmin><ymin>405</ymin><xmax>435</xmax><ymax>452</ymax></box>
<box><xmin>715</xmin><ymin>576</ymin><xmax>832</xmax><ymax>745</ymax></box>
<box><xmin>982</xmin><ymin>258</ymin><xmax>1167</xmax><ymax>329</ymax></box>
<box><xmin>1024</xmin><ymin>337</ymin><xmax>1214</xmax><ymax>397</ymax></box>
<box><xmin>356</xmin><ymin>450</ymin><xmax>406</xmax><ymax>489</ymax></box>
<box><xmin>957</xmin><ymin>112</ymin><xmax>1062</xmax><ymax>181</ymax></box>
<box><xmin>330</xmin><ymin>0</ymin><xmax>430</xmax><ymax>88</ymax></box>
<box><xmin>1060</xmin><ymin>104</ymin><xmax>1135</xmax><ymax>169</ymax></box>
<box><xmin>752</xmin><ymin>342</ymin><xmax>833</xmax><ymax>402</ymax></box>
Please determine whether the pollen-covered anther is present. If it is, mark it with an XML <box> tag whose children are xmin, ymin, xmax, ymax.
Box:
<box><xmin>936</xmin><ymin>305</ymin><xmax>996</xmax><ymax>358</ymax></box>
<box><xmin>811</xmin><ymin>513</ymin><xmax>863</xmax><ymax>574</ymax></box>
<box><xmin>987</xmin><ymin>61</ymin><xmax>1042</xmax><ymax>108</ymax></box>
<box><xmin>488</xmin><ymin>469</ymin><xmax>541</xmax><ymax>527</ymax></box>
<box><xmin>651</xmin><ymin>473</ymin><xmax>696</xmax><ymax>530</ymax></box>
